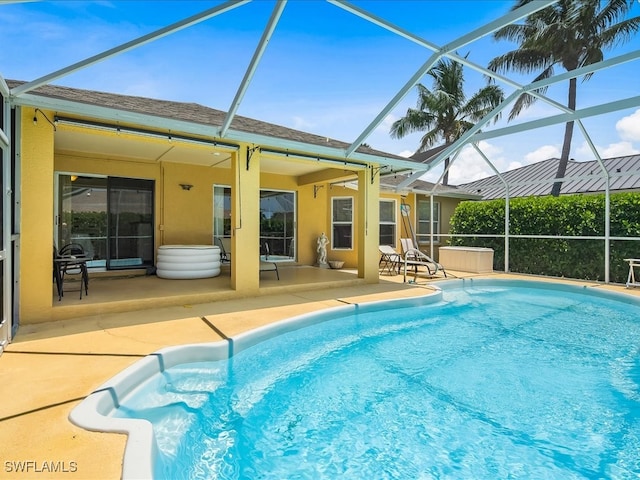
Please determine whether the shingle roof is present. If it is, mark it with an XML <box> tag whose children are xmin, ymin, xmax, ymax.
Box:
<box><xmin>380</xmin><ymin>174</ymin><xmax>482</xmax><ymax>199</ymax></box>
<box><xmin>459</xmin><ymin>155</ymin><xmax>640</xmax><ymax>199</ymax></box>
<box><xmin>8</xmin><ymin>80</ymin><xmax>411</xmax><ymax>162</ymax></box>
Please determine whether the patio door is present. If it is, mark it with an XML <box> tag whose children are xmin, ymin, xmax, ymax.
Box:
<box><xmin>260</xmin><ymin>190</ymin><xmax>296</xmax><ymax>258</ymax></box>
<box><xmin>212</xmin><ymin>187</ymin><xmax>297</xmax><ymax>259</ymax></box>
<box><xmin>55</xmin><ymin>174</ymin><xmax>154</xmax><ymax>269</ymax></box>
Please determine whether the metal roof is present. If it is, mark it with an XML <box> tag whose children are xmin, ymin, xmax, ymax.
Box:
<box><xmin>459</xmin><ymin>155</ymin><xmax>640</xmax><ymax>199</ymax></box>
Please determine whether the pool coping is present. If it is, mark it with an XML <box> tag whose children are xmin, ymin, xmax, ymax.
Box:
<box><xmin>68</xmin><ymin>278</ymin><xmax>640</xmax><ymax>479</ymax></box>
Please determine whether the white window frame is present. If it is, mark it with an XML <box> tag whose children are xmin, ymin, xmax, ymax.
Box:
<box><xmin>379</xmin><ymin>199</ymin><xmax>397</xmax><ymax>247</ymax></box>
<box><xmin>417</xmin><ymin>198</ymin><xmax>440</xmax><ymax>244</ymax></box>
<box><xmin>331</xmin><ymin>196</ymin><xmax>353</xmax><ymax>250</ymax></box>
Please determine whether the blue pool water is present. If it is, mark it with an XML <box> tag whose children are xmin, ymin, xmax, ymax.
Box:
<box><xmin>114</xmin><ymin>282</ymin><xmax>640</xmax><ymax>479</ymax></box>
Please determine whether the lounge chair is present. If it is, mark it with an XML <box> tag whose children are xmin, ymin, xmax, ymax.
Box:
<box><xmin>379</xmin><ymin>245</ymin><xmax>401</xmax><ymax>275</ymax></box>
<box><xmin>400</xmin><ymin>238</ymin><xmax>446</xmax><ymax>282</ymax></box>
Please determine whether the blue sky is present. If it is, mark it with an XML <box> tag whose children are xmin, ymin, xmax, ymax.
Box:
<box><xmin>1</xmin><ymin>0</ymin><xmax>639</xmax><ymax>184</ymax></box>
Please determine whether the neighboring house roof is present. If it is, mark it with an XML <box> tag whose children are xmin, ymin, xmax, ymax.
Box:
<box><xmin>380</xmin><ymin>174</ymin><xmax>482</xmax><ymax>200</ymax></box>
<box><xmin>408</xmin><ymin>144</ymin><xmax>452</xmax><ymax>165</ymax></box>
<box><xmin>458</xmin><ymin>155</ymin><xmax>640</xmax><ymax>200</ymax></box>
<box><xmin>8</xmin><ymin>80</ymin><xmax>418</xmax><ymax>168</ymax></box>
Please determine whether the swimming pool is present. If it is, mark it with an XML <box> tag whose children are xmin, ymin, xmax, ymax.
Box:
<box><xmin>70</xmin><ymin>279</ymin><xmax>640</xmax><ymax>479</ymax></box>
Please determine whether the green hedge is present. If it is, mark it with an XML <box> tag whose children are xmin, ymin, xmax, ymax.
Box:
<box><xmin>449</xmin><ymin>193</ymin><xmax>640</xmax><ymax>283</ymax></box>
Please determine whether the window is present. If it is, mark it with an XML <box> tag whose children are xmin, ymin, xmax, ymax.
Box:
<box><xmin>379</xmin><ymin>199</ymin><xmax>396</xmax><ymax>247</ymax></box>
<box><xmin>260</xmin><ymin>190</ymin><xmax>296</xmax><ymax>258</ymax></box>
<box><xmin>213</xmin><ymin>185</ymin><xmax>231</xmax><ymax>239</ymax></box>
<box><xmin>417</xmin><ymin>199</ymin><xmax>440</xmax><ymax>243</ymax></box>
<box><xmin>332</xmin><ymin>197</ymin><xmax>353</xmax><ymax>249</ymax></box>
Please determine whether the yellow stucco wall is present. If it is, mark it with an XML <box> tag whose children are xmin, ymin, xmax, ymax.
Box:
<box><xmin>20</xmin><ymin>108</ymin><xmax>55</xmax><ymax>323</ymax></box>
<box><xmin>17</xmin><ymin>108</ymin><xmax>466</xmax><ymax>324</ymax></box>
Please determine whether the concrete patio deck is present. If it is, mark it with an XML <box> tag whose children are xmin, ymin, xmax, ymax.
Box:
<box><xmin>1</xmin><ymin>270</ymin><xmax>638</xmax><ymax>479</ymax></box>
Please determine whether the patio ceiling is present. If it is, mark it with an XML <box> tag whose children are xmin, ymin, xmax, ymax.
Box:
<box><xmin>54</xmin><ymin>127</ymin><xmax>331</xmax><ymax>176</ymax></box>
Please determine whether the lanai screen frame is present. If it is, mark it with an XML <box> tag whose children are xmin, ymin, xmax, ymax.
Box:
<box><xmin>1</xmin><ymin>0</ymin><xmax>640</xmax><ymax>345</ymax></box>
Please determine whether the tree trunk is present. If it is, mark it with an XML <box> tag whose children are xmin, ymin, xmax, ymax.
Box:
<box><xmin>551</xmin><ymin>76</ymin><xmax>577</xmax><ymax>197</ymax></box>
<box><xmin>443</xmin><ymin>157</ymin><xmax>450</xmax><ymax>185</ymax></box>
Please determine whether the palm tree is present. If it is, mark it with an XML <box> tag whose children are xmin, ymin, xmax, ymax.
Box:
<box><xmin>390</xmin><ymin>57</ymin><xmax>504</xmax><ymax>185</ymax></box>
<box><xmin>489</xmin><ymin>0</ymin><xmax>640</xmax><ymax>196</ymax></box>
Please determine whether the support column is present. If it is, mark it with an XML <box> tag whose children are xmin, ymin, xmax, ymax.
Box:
<box><xmin>21</xmin><ymin>107</ymin><xmax>55</xmax><ymax>323</ymax></box>
<box><xmin>231</xmin><ymin>146</ymin><xmax>260</xmax><ymax>293</ymax></box>
<box><xmin>357</xmin><ymin>167</ymin><xmax>380</xmax><ymax>283</ymax></box>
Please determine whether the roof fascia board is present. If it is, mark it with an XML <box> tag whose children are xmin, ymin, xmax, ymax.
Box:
<box><xmin>10</xmin><ymin>0</ymin><xmax>251</xmax><ymax>97</ymax></box>
<box><xmin>13</xmin><ymin>92</ymin><xmax>423</xmax><ymax>171</ymax></box>
<box><xmin>221</xmin><ymin>129</ymin><xmax>423</xmax><ymax>170</ymax></box>
<box><xmin>472</xmin><ymin>95</ymin><xmax>640</xmax><ymax>142</ymax></box>
<box><xmin>409</xmin><ymin>187</ymin><xmax>482</xmax><ymax>200</ymax></box>
<box><xmin>220</xmin><ymin>0</ymin><xmax>286</xmax><ymax>137</ymax></box>
<box><xmin>341</xmin><ymin>0</ymin><xmax>557</xmax><ymax>157</ymax></box>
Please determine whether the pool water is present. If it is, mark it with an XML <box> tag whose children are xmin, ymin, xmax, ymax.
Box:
<box><xmin>114</xmin><ymin>283</ymin><xmax>640</xmax><ymax>479</ymax></box>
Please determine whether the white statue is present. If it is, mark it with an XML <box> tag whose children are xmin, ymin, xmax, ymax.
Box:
<box><xmin>317</xmin><ymin>232</ymin><xmax>329</xmax><ymax>266</ymax></box>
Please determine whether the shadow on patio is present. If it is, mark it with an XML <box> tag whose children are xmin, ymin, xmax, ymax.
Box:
<box><xmin>50</xmin><ymin>264</ymin><xmax>371</xmax><ymax>322</ymax></box>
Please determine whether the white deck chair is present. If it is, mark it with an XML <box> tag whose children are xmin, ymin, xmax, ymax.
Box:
<box><xmin>400</xmin><ymin>238</ymin><xmax>447</xmax><ymax>281</ymax></box>
<box><xmin>379</xmin><ymin>245</ymin><xmax>402</xmax><ymax>275</ymax></box>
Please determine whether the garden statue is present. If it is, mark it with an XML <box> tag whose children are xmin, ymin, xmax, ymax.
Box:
<box><xmin>317</xmin><ymin>232</ymin><xmax>329</xmax><ymax>267</ymax></box>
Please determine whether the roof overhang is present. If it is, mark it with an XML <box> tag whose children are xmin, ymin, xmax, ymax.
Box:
<box><xmin>12</xmin><ymin>92</ymin><xmax>423</xmax><ymax>174</ymax></box>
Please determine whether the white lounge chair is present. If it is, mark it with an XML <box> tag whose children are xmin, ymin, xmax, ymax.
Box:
<box><xmin>400</xmin><ymin>238</ymin><xmax>446</xmax><ymax>282</ymax></box>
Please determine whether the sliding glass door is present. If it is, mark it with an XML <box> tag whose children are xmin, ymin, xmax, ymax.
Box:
<box><xmin>212</xmin><ymin>187</ymin><xmax>296</xmax><ymax>259</ymax></box>
<box><xmin>56</xmin><ymin>174</ymin><xmax>154</xmax><ymax>269</ymax></box>
<box><xmin>260</xmin><ymin>190</ymin><xmax>295</xmax><ymax>258</ymax></box>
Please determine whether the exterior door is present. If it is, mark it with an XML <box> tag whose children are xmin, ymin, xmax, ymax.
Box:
<box><xmin>55</xmin><ymin>174</ymin><xmax>154</xmax><ymax>270</ymax></box>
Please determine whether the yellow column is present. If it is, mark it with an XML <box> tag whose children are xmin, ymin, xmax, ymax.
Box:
<box><xmin>20</xmin><ymin>108</ymin><xmax>55</xmax><ymax>323</ymax></box>
<box><xmin>230</xmin><ymin>147</ymin><xmax>260</xmax><ymax>292</ymax></box>
<box><xmin>357</xmin><ymin>166</ymin><xmax>380</xmax><ymax>283</ymax></box>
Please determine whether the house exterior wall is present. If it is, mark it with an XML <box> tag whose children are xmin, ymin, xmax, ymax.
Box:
<box><xmin>21</xmin><ymin>107</ymin><xmax>55</xmax><ymax>323</ymax></box>
<box><xmin>17</xmin><ymin>108</ymin><xmax>385</xmax><ymax>323</ymax></box>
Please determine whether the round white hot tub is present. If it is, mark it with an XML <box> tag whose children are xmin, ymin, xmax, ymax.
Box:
<box><xmin>156</xmin><ymin>245</ymin><xmax>221</xmax><ymax>279</ymax></box>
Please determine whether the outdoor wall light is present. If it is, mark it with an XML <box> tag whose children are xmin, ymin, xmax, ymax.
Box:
<box><xmin>33</xmin><ymin>108</ymin><xmax>57</xmax><ymax>130</ymax></box>
<box><xmin>180</xmin><ymin>184</ymin><xmax>193</xmax><ymax>191</ymax></box>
